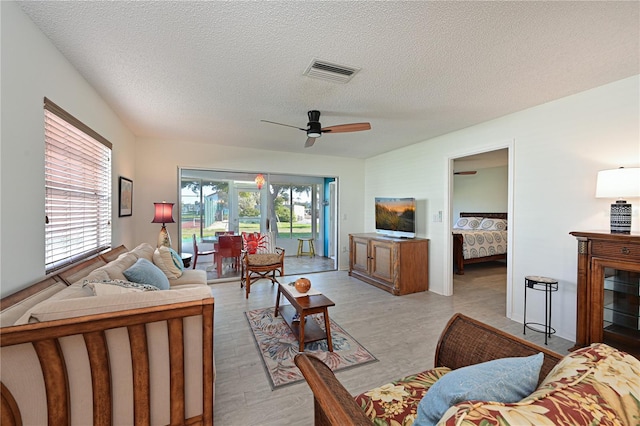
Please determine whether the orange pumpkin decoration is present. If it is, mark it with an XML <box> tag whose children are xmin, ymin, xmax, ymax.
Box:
<box><xmin>294</xmin><ymin>277</ymin><xmax>311</xmax><ymax>293</ymax></box>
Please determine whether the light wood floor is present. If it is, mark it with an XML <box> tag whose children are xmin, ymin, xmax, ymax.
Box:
<box><xmin>210</xmin><ymin>262</ymin><xmax>573</xmax><ymax>425</ymax></box>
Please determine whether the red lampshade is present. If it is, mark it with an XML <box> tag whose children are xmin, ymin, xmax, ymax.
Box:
<box><xmin>151</xmin><ymin>202</ymin><xmax>175</xmax><ymax>224</ymax></box>
<box><xmin>254</xmin><ymin>174</ymin><xmax>265</xmax><ymax>190</ymax></box>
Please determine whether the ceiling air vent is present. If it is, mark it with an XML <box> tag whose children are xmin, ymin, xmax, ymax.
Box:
<box><xmin>303</xmin><ymin>59</ymin><xmax>360</xmax><ymax>84</ymax></box>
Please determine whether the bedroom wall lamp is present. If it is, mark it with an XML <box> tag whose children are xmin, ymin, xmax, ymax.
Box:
<box><xmin>595</xmin><ymin>167</ymin><xmax>640</xmax><ymax>234</ymax></box>
<box><xmin>152</xmin><ymin>202</ymin><xmax>175</xmax><ymax>247</ymax></box>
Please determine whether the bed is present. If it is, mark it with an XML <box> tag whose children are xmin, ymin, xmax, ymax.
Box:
<box><xmin>453</xmin><ymin>212</ymin><xmax>507</xmax><ymax>275</ymax></box>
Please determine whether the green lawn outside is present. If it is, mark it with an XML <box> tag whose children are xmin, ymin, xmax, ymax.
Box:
<box><xmin>180</xmin><ymin>221</ymin><xmax>313</xmax><ymax>242</ymax></box>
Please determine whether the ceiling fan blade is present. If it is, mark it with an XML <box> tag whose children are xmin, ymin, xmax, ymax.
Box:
<box><xmin>305</xmin><ymin>137</ymin><xmax>316</xmax><ymax>148</ymax></box>
<box><xmin>321</xmin><ymin>122</ymin><xmax>371</xmax><ymax>133</ymax></box>
<box><xmin>454</xmin><ymin>171</ymin><xmax>477</xmax><ymax>175</ymax></box>
<box><xmin>260</xmin><ymin>120</ymin><xmax>306</xmax><ymax>131</ymax></box>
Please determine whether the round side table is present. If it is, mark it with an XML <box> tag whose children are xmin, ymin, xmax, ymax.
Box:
<box><xmin>181</xmin><ymin>253</ymin><xmax>193</xmax><ymax>268</ymax></box>
<box><xmin>523</xmin><ymin>275</ymin><xmax>558</xmax><ymax>345</ymax></box>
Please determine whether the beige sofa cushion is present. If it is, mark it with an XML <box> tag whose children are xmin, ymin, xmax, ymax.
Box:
<box><xmin>0</xmin><ymin>281</ymin><xmax>67</xmax><ymax>327</ymax></box>
<box><xmin>5</xmin><ymin>243</ymin><xmax>207</xmax><ymax>326</ymax></box>
<box><xmin>96</xmin><ymin>252</ymin><xmax>138</xmax><ymax>281</ymax></box>
<box><xmin>169</xmin><ymin>269</ymin><xmax>207</xmax><ymax>287</ymax></box>
<box><xmin>13</xmin><ymin>279</ymin><xmax>97</xmax><ymax>325</ymax></box>
<box><xmin>70</xmin><ymin>268</ymin><xmax>110</xmax><ymax>287</ymax></box>
<box><xmin>15</xmin><ymin>286</ymin><xmax>212</xmax><ymax>324</ymax></box>
<box><xmin>130</xmin><ymin>242</ymin><xmax>155</xmax><ymax>262</ymax></box>
<box><xmin>57</xmin><ymin>256</ymin><xmax>107</xmax><ymax>285</ymax></box>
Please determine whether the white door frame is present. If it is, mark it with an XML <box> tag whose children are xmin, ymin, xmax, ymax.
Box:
<box><xmin>442</xmin><ymin>140</ymin><xmax>515</xmax><ymax>318</ymax></box>
<box><xmin>231</xmin><ymin>184</ymin><xmax>263</xmax><ymax>234</ymax></box>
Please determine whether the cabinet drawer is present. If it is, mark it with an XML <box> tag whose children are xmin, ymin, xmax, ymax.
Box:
<box><xmin>592</xmin><ymin>241</ymin><xmax>640</xmax><ymax>261</ymax></box>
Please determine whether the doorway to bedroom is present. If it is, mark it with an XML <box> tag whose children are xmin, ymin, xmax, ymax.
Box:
<box><xmin>450</xmin><ymin>147</ymin><xmax>511</xmax><ymax>313</ymax></box>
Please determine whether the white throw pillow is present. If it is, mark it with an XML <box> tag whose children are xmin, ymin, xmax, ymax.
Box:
<box><xmin>153</xmin><ymin>246</ymin><xmax>183</xmax><ymax>279</ymax></box>
<box><xmin>480</xmin><ymin>218</ymin><xmax>508</xmax><ymax>231</ymax></box>
<box><xmin>258</xmin><ymin>231</ymin><xmax>276</xmax><ymax>253</ymax></box>
<box><xmin>453</xmin><ymin>217</ymin><xmax>483</xmax><ymax>230</ymax></box>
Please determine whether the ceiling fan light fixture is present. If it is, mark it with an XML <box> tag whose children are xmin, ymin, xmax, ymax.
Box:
<box><xmin>307</xmin><ymin>121</ymin><xmax>322</xmax><ymax>138</ymax></box>
<box><xmin>261</xmin><ymin>109</ymin><xmax>370</xmax><ymax>147</ymax></box>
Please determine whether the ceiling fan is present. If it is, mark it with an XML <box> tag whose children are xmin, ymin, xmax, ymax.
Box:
<box><xmin>261</xmin><ymin>110</ymin><xmax>371</xmax><ymax>148</ymax></box>
<box><xmin>454</xmin><ymin>171</ymin><xmax>477</xmax><ymax>175</ymax></box>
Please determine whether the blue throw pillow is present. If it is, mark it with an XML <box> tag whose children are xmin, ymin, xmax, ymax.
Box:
<box><xmin>169</xmin><ymin>248</ymin><xmax>184</xmax><ymax>272</ymax></box>
<box><xmin>413</xmin><ymin>352</ymin><xmax>544</xmax><ymax>426</ymax></box>
<box><xmin>123</xmin><ymin>258</ymin><xmax>170</xmax><ymax>290</ymax></box>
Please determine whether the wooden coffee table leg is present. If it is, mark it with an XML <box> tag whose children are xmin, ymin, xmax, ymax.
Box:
<box><xmin>274</xmin><ymin>286</ymin><xmax>281</xmax><ymax>317</ymax></box>
<box><xmin>323</xmin><ymin>308</ymin><xmax>333</xmax><ymax>352</ymax></box>
<box><xmin>299</xmin><ymin>313</ymin><xmax>305</xmax><ymax>352</ymax></box>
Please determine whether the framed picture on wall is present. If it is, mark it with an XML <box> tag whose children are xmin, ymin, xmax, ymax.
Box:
<box><xmin>119</xmin><ymin>176</ymin><xmax>133</xmax><ymax>217</ymax></box>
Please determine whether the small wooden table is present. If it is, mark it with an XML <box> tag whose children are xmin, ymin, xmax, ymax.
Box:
<box><xmin>274</xmin><ymin>283</ymin><xmax>335</xmax><ymax>352</ymax></box>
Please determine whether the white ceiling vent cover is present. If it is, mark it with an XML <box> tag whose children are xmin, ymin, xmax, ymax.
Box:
<box><xmin>304</xmin><ymin>59</ymin><xmax>360</xmax><ymax>83</ymax></box>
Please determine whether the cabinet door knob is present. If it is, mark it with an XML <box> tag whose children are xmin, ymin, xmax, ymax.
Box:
<box><xmin>621</xmin><ymin>247</ymin><xmax>630</xmax><ymax>255</ymax></box>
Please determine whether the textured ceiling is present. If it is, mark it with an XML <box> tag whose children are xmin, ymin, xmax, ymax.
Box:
<box><xmin>19</xmin><ymin>1</ymin><xmax>639</xmax><ymax>159</ymax></box>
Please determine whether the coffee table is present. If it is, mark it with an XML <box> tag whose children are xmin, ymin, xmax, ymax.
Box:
<box><xmin>274</xmin><ymin>283</ymin><xmax>335</xmax><ymax>352</ymax></box>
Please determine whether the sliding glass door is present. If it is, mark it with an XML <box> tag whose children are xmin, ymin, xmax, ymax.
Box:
<box><xmin>178</xmin><ymin>169</ymin><xmax>337</xmax><ymax>269</ymax></box>
<box><xmin>235</xmin><ymin>187</ymin><xmax>262</xmax><ymax>234</ymax></box>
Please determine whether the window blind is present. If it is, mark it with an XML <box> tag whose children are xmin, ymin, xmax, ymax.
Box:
<box><xmin>44</xmin><ymin>98</ymin><xmax>112</xmax><ymax>273</ymax></box>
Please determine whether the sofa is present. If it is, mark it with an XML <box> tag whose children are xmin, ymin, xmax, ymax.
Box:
<box><xmin>295</xmin><ymin>313</ymin><xmax>640</xmax><ymax>426</ymax></box>
<box><xmin>0</xmin><ymin>243</ymin><xmax>215</xmax><ymax>426</ymax></box>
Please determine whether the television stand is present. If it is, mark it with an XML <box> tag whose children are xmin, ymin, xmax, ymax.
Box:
<box><xmin>349</xmin><ymin>233</ymin><xmax>429</xmax><ymax>295</ymax></box>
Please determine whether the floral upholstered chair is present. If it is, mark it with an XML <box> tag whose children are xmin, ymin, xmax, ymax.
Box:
<box><xmin>240</xmin><ymin>231</ymin><xmax>284</xmax><ymax>298</ymax></box>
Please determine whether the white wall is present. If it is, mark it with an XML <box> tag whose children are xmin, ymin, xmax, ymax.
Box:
<box><xmin>0</xmin><ymin>2</ymin><xmax>137</xmax><ymax>297</ymax></box>
<box><xmin>453</xmin><ymin>166</ymin><xmax>509</xmax><ymax>220</ymax></box>
<box><xmin>365</xmin><ymin>75</ymin><xmax>640</xmax><ymax>341</ymax></box>
<box><xmin>132</xmin><ymin>138</ymin><xmax>365</xmax><ymax>271</ymax></box>
<box><xmin>2</xmin><ymin>1</ymin><xmax>638</xmax><ymax>345</ymax></box>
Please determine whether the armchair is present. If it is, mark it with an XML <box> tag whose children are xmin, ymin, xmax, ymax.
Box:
<box><xmin>240</xmin><ymin>232</ymin><xmax>285</xmax><ymax>298</ymax></box>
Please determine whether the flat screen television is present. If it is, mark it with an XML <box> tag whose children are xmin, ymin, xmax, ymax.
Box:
<box><xmin>375</xmin><ymin>197</ymin><xmax>416</xmax><ymax>238</ymax></box>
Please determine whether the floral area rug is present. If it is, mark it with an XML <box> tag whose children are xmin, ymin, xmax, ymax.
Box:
<box><xmin>245</xmin><ymin>307</ymin><xmax>377</xmax><ymax>389</ymax></box>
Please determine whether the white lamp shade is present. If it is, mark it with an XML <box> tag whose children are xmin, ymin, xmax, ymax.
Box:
<box><xmin>595</xmin><ymin>167</ymin><xmax>640</xmax><ymax>199</ymax></box>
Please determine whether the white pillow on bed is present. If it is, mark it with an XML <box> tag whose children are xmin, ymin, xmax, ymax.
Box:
<box><xmin>479</xmin><ymin>218</ymin><xmax>507</xmax><ymax>231</ymax></box>
<box><xmin>453</xmin><ymin>217</ymin><xmax>483</xmax><ymax>230</ymax></box>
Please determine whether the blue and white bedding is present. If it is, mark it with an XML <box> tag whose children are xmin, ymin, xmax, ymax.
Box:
<box><xmin>453</xmin><ymin>216</ymin><xmax>508</xmax><ymax>260</ymax></box>
<box><xmin>458</xmin><ymin>230</ymin><xmax>508</xmax><ymax>260</ymax></box>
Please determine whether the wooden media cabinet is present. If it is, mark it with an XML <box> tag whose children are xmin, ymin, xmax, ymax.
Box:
<box><xmin>349</xmin><ymin>233</ymin><xmax>429</xmax><ymax>295</ymax></box>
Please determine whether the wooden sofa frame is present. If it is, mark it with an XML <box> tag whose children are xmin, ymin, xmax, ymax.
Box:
<box><xmin>294</xmin><ymin>313</ymin><xmax>562</xmax><ymax>426</ymax></box>
<box><xmin>0</xmin><ymin>246</ymin><xmax>215</xmax><ymax>426</ymax></box>
<box><xmin>453</xmin><ymin>212</ymin><xmax>508</xmax><ymax>275</ymax></box>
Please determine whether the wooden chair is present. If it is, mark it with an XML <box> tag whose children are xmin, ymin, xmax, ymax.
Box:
<box><xmin>216</xmin><ymin>235</ymin><xmax>242</xmax><ymax>275</ymax></box>
<box><xmin>192</xmin><ymin>234</ymin><xmax>215</xmax><ymax>269</ymax></box>
<box><xmin>240</xmin><ymin>232</ymin><xmax>285</xmax><ymax>298</ymax></box>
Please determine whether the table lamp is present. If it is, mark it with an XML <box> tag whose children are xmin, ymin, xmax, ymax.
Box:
<box><xmin>152</xmin><ymin>202</ymin><xmax>175</xmax><ymax>247</ymax></box>
<box><xmin>595</xmin><ymin>167</ymin><xmax>640</xmax><ymax>234</ymax></box>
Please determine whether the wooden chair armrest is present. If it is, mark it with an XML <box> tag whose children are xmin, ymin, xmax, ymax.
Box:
<box><xmin>294</xmin><ymin>354</ymin><xmax>371</xmax><ymax>426</ymax></box>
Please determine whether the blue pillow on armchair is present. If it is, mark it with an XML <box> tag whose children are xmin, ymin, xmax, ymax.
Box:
<box><xmin>123</xmin><ymin>258</ymin><xmax>170</xmax><ymax>290</ymax></box>
<box><xmin>413</xmin><ymin>352</ymin><xmax>544</xmax><ymax>426</ymax></box>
